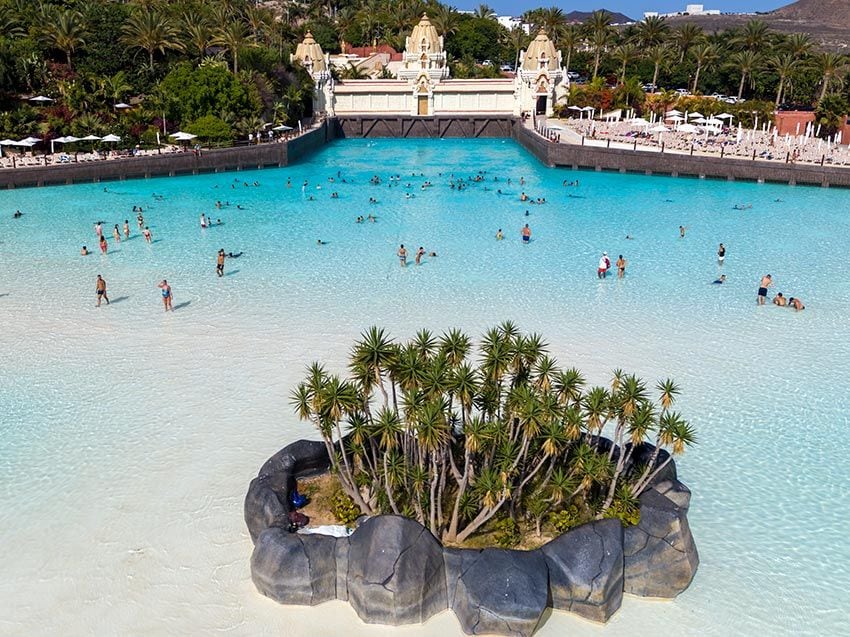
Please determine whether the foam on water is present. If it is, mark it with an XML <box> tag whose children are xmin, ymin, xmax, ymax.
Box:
<box><xmin>1</xmin><ymin>139</ymin><xmax>848</xmax><ymax>636</ymax></box>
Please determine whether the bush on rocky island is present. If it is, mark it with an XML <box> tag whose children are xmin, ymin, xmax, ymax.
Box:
<box><xmin>291</xmin><ymin>323</ymin><xmax>695</xmax><ymax>545</ymax></box>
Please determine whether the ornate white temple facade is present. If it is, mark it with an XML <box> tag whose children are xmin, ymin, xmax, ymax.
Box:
<box><xmin>292</xmin><ymin>16</ymin><xmax>567</xmax><ymax>118</ymax></box>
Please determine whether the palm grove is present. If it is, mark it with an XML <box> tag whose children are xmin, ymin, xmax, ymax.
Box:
<box><xmin>292</xmin><ymin>324</ymin><xmax>695</xmax><ymax>545</ymax></box>
<box><xmin>0</xmin><ymin>1</ymin><xmax>848</xmax><ymax>144</ymax></box>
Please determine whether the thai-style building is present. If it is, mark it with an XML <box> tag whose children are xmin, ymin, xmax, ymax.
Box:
<box><xmin>292</xmin><ymin>15</ymin><xmax>568</xmax><ymax>118</ymax></box>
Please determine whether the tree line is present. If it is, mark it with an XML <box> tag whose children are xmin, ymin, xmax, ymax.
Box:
<box><xmin>0</xmin><ymin>1</ymin><xmax>847</xmax><ymax>144</ymax></box>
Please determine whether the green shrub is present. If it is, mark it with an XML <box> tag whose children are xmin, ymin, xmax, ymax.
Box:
<box><xmin>549</xmin><ymin>505</ymin><xmax>582</xmax><ymax>534</ymax></box>
<box><xmin>186</xmin><ymin>115</ymin><xmax>233</xmax><ymax>143</ymax></box>
<box><xmin>493</xmin><ymin>516</ymin><xmax>521</xmax><ymax>548</ymax></box>
<box><xmin>331</xmin><ymin>490</ymin><xmax>361</xmax><ymax>526</ymax></box>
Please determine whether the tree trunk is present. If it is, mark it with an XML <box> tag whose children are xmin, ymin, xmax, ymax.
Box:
<box><xmin>819</xmin><ymin>75</ymin><xmax>829</xmax><ymax>102</ymax></box>
<box><xmin>593</xmin><ymin>50</ymin><xmax>601</xmax><ymax>79</ymax></box>
<box><xmin>652</xmin><ymin>63</ymin><xmax>660</xmax><ymax>91</ymax></box>
<box><xmin>775</xmin><ymin>77</ymin><xmax>784</xmax><ymax>108</ymax></box>
<box><xmin>692</xmin><ymin>64</ymin><xmax>701</xmax><ymax>93</ymax></box>
<box><xmin>738</xmin><ymin>72</ymin><xmax>746</xmax><ymax>100</ymax></box>
<box><xmin>455</xmin><ymin>495</ymin><xmax>507</xmax><ymax>544</ymax></box>
<box><xmin>565</xmin><ymin>49</ymin><xmax>572</xmax><ymax>76</ymax></box>
<box><xmin>383</xmin><ymin>453</ymin><xmax>400</xmax><ymax>514</ymax></box>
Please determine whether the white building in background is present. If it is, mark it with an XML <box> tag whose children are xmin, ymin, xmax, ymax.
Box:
<box><xmin>644</xmin><ymin>4</ymin><xmax>721</xmax><ymax>19</ymax></box>
<box><xmin>292</xmin><ymin>15</ymin><xmax>568</xmax><ymax>118</ymax></box>
<box><xmin>497</xmin><ymin>16</ymin><xmax>530</xmax><ymax>34</ymax></box>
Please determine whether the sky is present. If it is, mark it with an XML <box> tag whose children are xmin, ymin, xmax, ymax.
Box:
<box><xmin>457</xmin><ymin>1</ymin><xmax>789</xmax><ymax>20</ymax></box>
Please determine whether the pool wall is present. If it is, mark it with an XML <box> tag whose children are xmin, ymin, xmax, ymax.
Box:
<box><xmin>4</xmin><ymin>115</ymin><xmax>850</xmax><ymax>189</ymax></box>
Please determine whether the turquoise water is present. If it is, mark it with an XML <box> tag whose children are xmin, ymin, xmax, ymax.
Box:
<box><xmin>1</xmin><ymin>138</ymin><xmax>849</xmax><ymax>636</ymax></box>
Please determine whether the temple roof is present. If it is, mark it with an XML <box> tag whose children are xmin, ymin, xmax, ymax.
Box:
<box><xmin>408</xmin><ymin>13</ymin><xmax>441</xmax><ymax>55</ymax></box>
<box><xmin>521</xmin><ymin>29</ymin><xmax>559</xmax><ymax>72</ymax></box>
<box><xmin>293</xmin><ymin>32</ymin><xmax>326</xmax><ymax>72</ymax></box>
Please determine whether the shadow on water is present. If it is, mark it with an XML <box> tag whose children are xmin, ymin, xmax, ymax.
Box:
<box><xmin>224</xmin><ymin>269</ymin><xmax>240</xmax><ymax>277</ymax></box>
<box><xmin>109</xmin><ymin>296</ymin><xmax>129</xmax><ymax>304</ymax></box>
<box><xmin>0</xmin><ymin>293</ymin><xmax>9</xmax><ymax>298</ymax></box>
<box><xmin>172</xmin><ymin>301</ymin><xmax>191</xmax><ymax>311</ymax></box>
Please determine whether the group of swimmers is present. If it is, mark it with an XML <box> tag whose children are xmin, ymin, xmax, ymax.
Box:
<box><xmin>757</xmin><ymin>274</ymin><xmax>805</xmax><ymax>310</ymax></box>
<box><xmin>397</xmin><ymin>244</ymin><xmax>436</xmax><ymax>266</ymax></box>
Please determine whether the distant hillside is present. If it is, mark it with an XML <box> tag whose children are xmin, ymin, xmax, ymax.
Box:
<box><xmin>771</xmin><ymin>0</ymin><xmax>850</xmax><ymax>28</ymax></box>
<box><xmin>565</xmin><ymin>10</ymin><xmax>634</xmax><ymax>24</ymax></box>
<box><xmin>665</xmin><ymin>0</ymin><xmax>850</xmax><ymax>48</ymax></box>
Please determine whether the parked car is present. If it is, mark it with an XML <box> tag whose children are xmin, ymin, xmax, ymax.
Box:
<box><xmin>566</xmin><ymin>71</ymin><xmax>580</xmax><ymax>79</ymax></box>
<box><xmin>642</xmin><ymin>83</ymin><xmax>657</xmax><ymax>92</ymax></box>
<box><xmin>500</xmin><ymin>64</ymin><xmax>514</xmax><ymax>72</ymax></box>
<box><xmin>482</xmin><ymin>59</ymin><xmax>493</xmax><ymax>66</ymax></box>
<box><xmin>675</xmin><ymin>88</ymin><xmax>691</xmax><ymax>96</ymax></box>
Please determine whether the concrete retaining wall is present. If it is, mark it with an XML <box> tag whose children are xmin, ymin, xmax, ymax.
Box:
<box><xmin>0</xmin><ymin>124</ymin><xmax>328</xmax><ymax>190</ymax></box>
<box><xmin>331</xmin><ymin>115</ymin><xmax>514</xmax><ymax>139</ymax></box>
<box><xmin>512</xmin><ymin>124</ymin><xmax>850</xmax><ymax>188</ymax></box>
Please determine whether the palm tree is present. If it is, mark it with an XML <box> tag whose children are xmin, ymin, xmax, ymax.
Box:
<box><xmin>0</xmin><ymin>5</ymin><xmax>25</xmax><ymax>39</ymax></box>
<box><xmin>612</xmin><ymin>43</ymin><xmax>639</xmax><ymax>84</ymax></box>
<box><xmin>41</xmin><ymin>9</ymin><xmax>87</xmax><ymax>69</ymax></box>
<box><xmin>561</xmin><ymin>25</ymin><xmax>580</xmax><ymax>76</ymax></box>
<box><xmin>647</xmin><ymin>45</ymin><xmax>671</xmax><ymax>91</ymax></box>
<box><xmin>784</xmin><ymin>32</ymin><xmax>813</xmax><ymax>58</ymax></box>
<box><xmin>213</xmin><ymin>21</ymin><xmax>251</xmax><ymax>74</ymax></box>
<box><xmin>636</xmin><ymin>15</ymin><xmax>669</xmax><ymax>49</ymax></box>
<box><xmin>584</xmin><ymin>10</ymin><xmax>613</xmax><ymax>79</ymax></box>
<box><xmin>122</xmin><ymin>10</ymin><xmax>181</xmax><ymax>72</ymax></box>
<box><xmin>430</xmin><ymin>6</ymin><xmax>458</xmax><ymax>41</ymax></box>
<box><xmin>813</xmin><ymin>52</ymin><xmax>848</xmax><ymax>102</ymax></box>
<box><xmin>769</xmin><ymin>51</ymin><xmax>804</xmax><ymax>107</ymax></box>
<box><xmin>473</xmin><ymin>4</ymin><xmax>497</xmax><ymax>21</ymax></box>
<box><xmin>184</xmin><ymin>22</ymin><xmax>213</xmax><ymax>62</ymax></box>
<box><xmin>732</xmin><ymin>19</ymin><xmax>769</xmax><ymax>52</ymax></box>
<box><xmin>691</xmin><ymin>42</ymin><xmax>720</xmax><ymax>94</ymax></box>
<box><xmin>727</xmin><ymin>50</ymin><xmax>760</xmax><ymax>100</ymax></box>
<box><xmin>339</xmin><ymin>61</ymin><xmax>368</xmax><ymax>79</ymax></box>
<box><xmin>502</xmin><ymin>26</ymin><xmax>528</xmax><ymax>72</ymax></box>
<box><xmin>244</xmin><ymin>5</ymin><xmax>274</xmax><ymax>45</ymax></box>
<box><xmin>537</xmin><ymin>7</ymin><xmax>568</xmax><ymax>44</ymax></box>
<box><xmin>99</xmin><ymin>71</ymin><xmax>131</xmax><ymax>108</ymax></box>
<box><xmin>674</xmin><ymin>23</ymin><xmax>703</xmax><ymax>63</ymax></box>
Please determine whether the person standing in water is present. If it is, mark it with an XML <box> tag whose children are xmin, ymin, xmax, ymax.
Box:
<box><xmin>496</xmin><ymin>229</ymin><xmax>504</xmax><ymax>240</ymax></box>
<box><xmin>123</xmin><ymin>220</ymin><xmax>130</xmax><ymax>239</ymax></box>
<box><xmin>616</xmin><ymin>254</ymin><xmax>627</xmax><ymax>278</ymax></box>
<box><xmin>522</xmin><ymin>224</ymin><xmax>531</xmax><ymax>243</ymax></box>
<box><xmin>679</xmin><ymin>225</ymin><xmax>687</xmax><ymax>238</ymax></box>
<box><xmin>718</xmin><ymin>243</ymin><xmax>726</xmax><ymax>264</ymax></box>
<box><xmin>216</xmin><ymin>249</ymin><xmax>225</xmax><ymax>277</ymax></box>
<box><xmin>143</xmin><ymin>226</ymin><xmax>152</xmax><ymax>243</ymax></box>
<box><xmin>415</xmin><ymin>246</ymin><xmax>425</xmax><ymax>265</ymax></box>
<box><xmin>95</xmin><ymin>275</ymin><xmax>109</xmax><ymax>307</ymax></box>
<box><xmin>158</xmin><ymin>280</ymin><xmax>173</xmax><ymax>311</ymax></box>
<box><xmin>112</xmin><ymin>224</ymin><xmax>121</xmax><ymax>243</ymax></box>
<box><xmin>99</xmin><ymin>235</ymin><xmax>108</xmax><ymax>254</ymax></box>
<box><xmin>598</xmin><ymin>252</ymin><xmax>610</xmax><ymax>279</ymax></box>
<box><xmin>95</xmin><ymin>221</ymin><xmax>103</xmax><ymax>238</ymax></box>
<box><xmin>397</xmin><ymin>244</ymin><xmax>408</xmax><ymax>267</ymax></box>
<box><xmin>200</xmin><ymin>213</ymin><xmax>208</xmax><ymax>228</ymax></box>
<box><xmin>757</xmin><ymin>274</ymin><xmax>772</xmax><ymax>305</ymax></box>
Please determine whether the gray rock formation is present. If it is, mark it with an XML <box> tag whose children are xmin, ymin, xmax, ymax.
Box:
<box><xmin>450</xmin><ymin>548</ymin><xmax>548</xmax><ymax>637</ymax></box>
<box><xmin>251</xmin><ymin>526</ymin><xmax>338</xmax><ymax>605</ymax></box>
<box><xmin>623</xmin><ymin>481</ymin><xmax>699</xmax><ymax>598</ymax></box>
<box><xmin>542</xmin><ymin>518</ymin><xmax>624</xmax><ymax>623</ymax></box>
<box><xmin>347</xmin><ymin>515</ymin><xmax>447</xmax><ymax>625</ymax></box>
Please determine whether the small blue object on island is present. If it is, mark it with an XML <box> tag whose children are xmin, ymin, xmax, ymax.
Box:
<box><xmin>245</xmin><ymin>437</ymin><xmax>699</xmax><ymax>635</ymax></box>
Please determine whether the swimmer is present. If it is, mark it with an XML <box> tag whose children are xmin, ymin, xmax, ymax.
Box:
<box><xmin>496</xmin><ymin>229</ymin><xmax>504</xmax><ymax>240</ymax></box>
<box><xmin>398</xmin><ymin>244</ymin><xmax>407</xmax><ymax>267</ymax></box>
<box><xmin>216</xmin><ymin>219</ymin><xmax>222</xmax><ymax>225</ymax></box>
<box><xmin>81</xmin><ymin>246</ymin><xmax>89</xmax><ymax>256</ymax></box>
<box><xmin>625</xmin><ymin>235</ymin><xmax>634</xmax><ymax>240</ymax></box>
<box><xmin>524</xmin><ymin>210</ymin><xmax>530</xmax><ymax>217</ymax></box>
<box><xmin>123</xmin><ymin>220</ymin><xmax>130</xmax><ymax>239</ymax></box>
<box><xmin>679</xmin><ymin>225</ymin><xmax>686</xmax><ymax>238</ymax></box>
<box><xmin>13</xmin><ymin>210</ymin><xmax>22</xmax><ymax>218</ymax></box>
<box><xmin>99</xmin><ymin>235</ymin><xmax>108</xmax><ymax>254</ymax></box>
<box><xmin>415</xmin><ymin>246</ymin><xmax>425</xmax><ymax>265</ymax></box>
<box><xmin>317</xmin><ymin>239</ymin><xmax>327</xmax><ymax>245</ymax></box>
<box><xmin>113</xmin><ymin>224</ymin><xmax>121</xmax><ymax>242</ymax></box>
<box><xmin>200</xmin><ymin>213</ymin><xmax>208</xmax><ymax>228</ymax></box>
<box><xmin>216</xmin><ymin>249</ymin><xmax>225</xmax><ymax>277</ymax></box>
<box><xmin>757</xmin><ymin>274</ymin><xmax>772</xmax><ymax>305</ymax></box>
<box><xmin>95</xmin><ymin>222</ymin><xmax>103</xmax><ymax>237</ymax></box>
<box><xmin>158</xmin><ymin>279</ymin><xmax>172</xmax><ymax>311</ymax></box>
<box><xmin>718</xmin><ymin>243</ymin><xmax>726</xmax><ymax>263</ymax></box>
<box><xmin>428</xmin><ymin>251</ymin><xmax>437</xmax><ymax>257</ymax></box>
<box><xmin>773</xmin><ymin>292</ymin><xmax>786</xmax><ymax>306</ymax></box>
<box><xmin>520</xmin><ymin>192</ymin><xmax>528</xmax><ymax>201</ymax></box>
<box><xmin>368</xmin><ymin>214</ymin><xmax>376</xmax><ymax>223</ymax></box>
<box><xmin>95</xmin><ymin>274</ymin><xmax>109</xmax><ymax>307</ymax></box>
<box><xmin>356</xmin><ymin>216</ymin><xmax>363</xmax><ymax>223</ymax></box>
<box><xmin>143</xmin><ymin>226</ymin><xmax>152</xmax><ymax>243</ymax></box>
<box><xmin>616</xmin><ymin>255</ymin><xmax>626</xmax><ymax>278</ymax></box>
<box><xmin>522</xmin><ymin>223</ymin><xmax>531</xmax><ymax>244</ymax></box>
<box><xmin>227</xmin><ymin>252</ymin><xmax>243</xmax><ymax>258</ymax></box>
<box><xmin>286</xmin><ymin>178</ymin><xmax>291</xmax><ymax>188</ymax></box>
<box><xmin>788</xmin><ymin>297</ymin><xmax>805</xmax><ymax>311</ymax></box>
<box><xmin>712</xmin><ymin>275</ymin><xmax>727</xmax><ymax>284</ymax></box>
